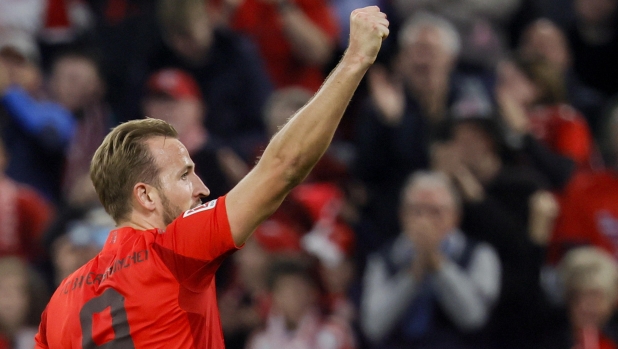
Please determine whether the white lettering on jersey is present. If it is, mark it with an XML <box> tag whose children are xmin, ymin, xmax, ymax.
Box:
<box><xmin>183</xmin><ymin>199</ymin><xmax>218</xmax><ymax>218</ymax></box>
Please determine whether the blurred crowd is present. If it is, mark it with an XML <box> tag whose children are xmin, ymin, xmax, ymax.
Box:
<box><xmin>1</xmin><ymin>0</ymin><xmax>618</xmax><ymax>348</ymax></box>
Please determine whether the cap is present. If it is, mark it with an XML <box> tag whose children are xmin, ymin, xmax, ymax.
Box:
<box><xmin>0</xmin><ymin>31</ymin><xmax>40</xmax><ymax>63</ymax></box>
<box><xmin>145</xmin><ymin>68</ymin><xmax>202</xmax><ymax>101</ymax></box>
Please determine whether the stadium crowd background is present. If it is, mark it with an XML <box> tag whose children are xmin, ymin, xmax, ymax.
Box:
<box><xmin>1</xmin><ymin>0</ymin><xmax>618</xmax><ymax>348</ymax></box>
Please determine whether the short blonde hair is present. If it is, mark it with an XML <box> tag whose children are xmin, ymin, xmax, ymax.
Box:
<box><xmin>90</xmin><ymin>119</ymin><xmax>178</xmax><ymax>223</ymax></box>
<box><xmin>559</xmin><ymin>246</ymin><xmax>618</xmax><ymax>302</ymax></box>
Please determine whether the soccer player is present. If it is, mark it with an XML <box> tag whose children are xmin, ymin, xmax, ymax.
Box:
<box><xmin>34</xmin><ymin>6</ymin><xmax>389</xmax><ymax>349</ymax></box>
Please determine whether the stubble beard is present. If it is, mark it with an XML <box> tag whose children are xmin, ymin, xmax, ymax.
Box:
<box><xmin>160</xmin><ymin>191</ymin><xmax>185</xmax><ymax>226</ymax></box>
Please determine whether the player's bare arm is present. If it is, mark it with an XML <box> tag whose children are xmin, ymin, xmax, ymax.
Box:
<box><xmin>225</xmin><ymin>6</ymin><xmax>390</xmax><ymax>246</ymax></box>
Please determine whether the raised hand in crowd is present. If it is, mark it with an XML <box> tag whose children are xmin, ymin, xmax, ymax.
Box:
<box><xmin>528</xmin><ymin>190</ymin><xmax>560</xmax><ymax>246</ymax></box>
<box><xmin>367</xmin><ymin>64</ymin><xmax>405</xmax><ymax>126</ymax></box>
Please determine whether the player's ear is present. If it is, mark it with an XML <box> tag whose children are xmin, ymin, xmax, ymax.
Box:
<box><xmin>134</xmin><ymin>182</ymin><xmax>157</xmax><ymax>212</ymax></box>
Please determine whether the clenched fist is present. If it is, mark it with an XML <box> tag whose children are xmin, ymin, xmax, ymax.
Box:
<box><xmin>346</xmin><ymin>6</ymin><xmax>389</xmax><ymax>66</ymax></box>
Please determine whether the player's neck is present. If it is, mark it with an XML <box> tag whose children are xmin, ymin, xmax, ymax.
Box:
<box><xmin>118</xmin><ymin>214</ymin><xmax>165</xmax><ymax>231</ymax></box>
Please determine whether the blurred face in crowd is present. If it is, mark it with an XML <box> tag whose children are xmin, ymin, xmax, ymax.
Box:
<box><xmin>401</xmin><ymin>183</ymin><xmax>458</xmax><ymax>242</ymax></box>
<box><xmin>569</xmin><ymin>287</ymin><xmax>615</xmax><ymax>330</ymax></box>
<box><xmin>0</xmin><ymin>49</ymin><xmax>41</xmax><ymax>94</ymax></box>
<box><xmin>520</xmin><ymin>20</ymin><xmax>571</xmax><ymax>72</ymax></box>
<box><xmin>49</xmin><ymin>56</ymin><xmax>104</xmax><ymax>113</ymax></box>
<box><xmin>142</xmin><ymin>96</ymin><xmax>204</xmax><ymax>138</ymax></box>
<box><xmin>168</xmin><ymin>15</ymin><xmax>214</xmax><ymax>65</ymax></box>
<box><xmin>452</xmin><ymin>122</ymin><xmax>501</xmax><ymax>184</ymax></box>
<box><xmin>272</xmin><ymin>274</ymin><xmax>317</xmax><ymax>329</ymax></box>
<box><xmin>575</xmin><ymin>0</ymin><xmax>618</xmax><ymax>25</ymax></box>
<box><xmin>146</xmin><ymin>136</ymin><xmax>209</xmax><ymax>226</ymax></box>
<box><xmin>496</xmin><ymin>61</ymin><xmax>539</xmax><ymax>107</ymax></box>
<box><xmin>398</xmin><ymin>26</ymin><xmax>456</xmax><ymax>93</ymax></box>
<box><xmin>0</xmin><ymin>269</ymin><xmax>29</xmax><ymax>333</ymax></box>
<box><xmin>319</xmin><ymin>258</ymin><xmax>354</xmax><ymax>295</ymax></box>
<box><xmin>52</xmin><ymin>235</ymin><xmax>101</xmax><ymax>285</ymax></box>
<box><xmin>233</xmin><ymin>238</ymin><xmax>271</xmax><ymax>292</ymax></box>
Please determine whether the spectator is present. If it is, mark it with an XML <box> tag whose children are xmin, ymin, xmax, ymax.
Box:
<box><xmin>221</xmin><ymin>0</ymin><xmax>339</xmax><ymax>92</ymax></box>
<box><xmin>142</xmin><ymin>68</ymin><xmax>245</xmax><ymax>199</ymax></box>
<box><xmin>541</xmin><ymin>247</ymin><xmax>618</xmax><ymax>349</ymax></box>
<box><xmin>47</xmin><ymin>50</ymin><xmax>116</xmax><ymax>199</ymax></box>
<box><xmin>567</xmin><ymin>0</ymin><xmax>618</xmax><ymax>97</ymax></box>
<box><xmin>149</xmin><ymin>0</ymin><xmax>272</xmax><ymax>157</ymax></box>
<box><xmin>390</xmin><ymin>0</ymin><xmax>522</xmax><ymax>69</ymax></box>
<box><xmin>247</xmin><ymin>258</ymin><xmax>356</xmax><ymax>349</ymax></box>
<box><xmin>0</xmin><ymin>136</ymin><xmax>54</xmax><ymax>264</ymax></box>
<box><xmin>0</xmin><ymin>256</ymin><xmax>49</xmax><ymax>349</ymax></box>
<box><xmin>353</xmin><ymin>12</ymin><xmax>492</xmax><ymax>244</ymax></box>
<box><xmin>0</xmin><ymin>32</ymin><xmax>75</xmax><ymax>202</ymax></box>
<box><xmin>219</xmin><ymin>222</ymin><xmax>302</xmax><ymax>349</ymax></box>
<box><xmin>431</xmin><ymin>116</ymin><xmax>554</xmax><ymax>348</ymax></box>
<box><xmin>49</xmin><ymin>206</ymin><xmax>113</xmax><ymax>286</ymax></box>
<box><xmin>360</xmin><ymin>171</ymin><xmax>501</xmax><ymax>349</ymax></box>
<box><xmin>518</xmin><ymin>18</ymin><xmax>606</xmax><ymax>131</ymax></box>
<box><xmin>295</xmin><ymin>182</ymin><xmax>358</xmax><ymax>323</ymax></box>
<box><xmin>548</xmin><ymin>107</ymin><xmax>618</xmax><ymax>264</ymax></box>
<box><xmin>496</xmin><ymin>55</ymin><xmax>600</xmax><ymax>175</ymax></box>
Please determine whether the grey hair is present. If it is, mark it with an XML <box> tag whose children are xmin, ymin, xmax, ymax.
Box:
<box><xmin>398</xmin><ymin>11</ymin><xmax>461</xmax><ymax>57</ymax></box>
<box><xmin>559</xmin><ymin>246</ymin><xmax>618</xmax><ymax>302</ymax></box>
<box><xmin>402</xmin><ymin>170</ymin><xmax>462</xmax><ymax>211</ymax></box>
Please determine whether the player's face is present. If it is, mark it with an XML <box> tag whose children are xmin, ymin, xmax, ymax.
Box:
<box><xmin>147</xmin><ymin>136</ymin><xmax>210</xmax><ymax>226</ymax></box>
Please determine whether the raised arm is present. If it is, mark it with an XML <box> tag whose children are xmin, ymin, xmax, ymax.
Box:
<box><xmin>225</xmin><ymin>6</ymin><xmax>389</xmax><ymax>246</ymax></box>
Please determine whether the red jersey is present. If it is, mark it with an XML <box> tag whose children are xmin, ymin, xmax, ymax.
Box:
<box><xmin>528</xmin><ymin>104</ymin><xmax>596</xmax><ymax>169</ymax></box>
<box><xmin>548</xmin><ymin>171</ymin><xmax>618</xmax><ymax>264</ymax></box>
<box><xmin>34</xmin><ymin>196</ymin><xmax>241</xmax><ymax>349</ymax></box>
<box><xmin>230</xmin><ymin>0</ymin><xmax>339</xmax><ymax>92</ymax></box>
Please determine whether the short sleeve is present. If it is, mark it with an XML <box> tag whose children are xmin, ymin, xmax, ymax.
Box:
<box><xmin>34</xmin><ymin>307</ymin><xmax>49</xmax><ymax>349</ymax></box>
<box><xmin>153</xmin><ymin>195</ymin><xmax>241</xmax><ymax>288</ymax></box>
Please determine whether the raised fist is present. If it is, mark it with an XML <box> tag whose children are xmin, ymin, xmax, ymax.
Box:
<box><xmin>347</xmin><ymin>6</ymin><xmax>389</xmax><ymax>66</ymax></box>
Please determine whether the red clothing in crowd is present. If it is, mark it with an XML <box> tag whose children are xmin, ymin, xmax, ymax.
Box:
<box><xmin>549</xmin><ymin>171</ymin><xmax>618</xmax><ymax>264</ymax></box>
<box><xmin>35</xmin><ymin>196</ymin><xmax>241</xmax><ymax>349</ymax></box>
<box><xmin>230</xmin><ymin>0</ymin><xmax>339</xmax><ymax>92</ymax></box>
<box><xmin>0</xmin><ymin>177</ymin><xmax>52</xmax><ymax>262</ymax></box>
<box><xmin>528</xmin><ymin>104</ymin><xmax>597</xmax><ymax>169</ymax></box>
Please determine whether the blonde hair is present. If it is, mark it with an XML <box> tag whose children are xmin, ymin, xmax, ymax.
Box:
<box><xmin>90</xmin><ymin>119</ymin><xmax>178</xmax><ymax>223</ymax></box>
<box><xmin>559</xmin><ymin>247</ymin><xmax>618</xmax><ymax>302</ymax></box>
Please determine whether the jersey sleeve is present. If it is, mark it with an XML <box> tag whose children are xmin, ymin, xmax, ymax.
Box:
<box><xmin>153</xmin><ymin>195</ymin><xmax>241</xmax><ymax>289</ymax></box>
<box><xmin>34</xmin><ymin>307</ymin><xmax>49</xmax><ymax>349</ymax></box>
